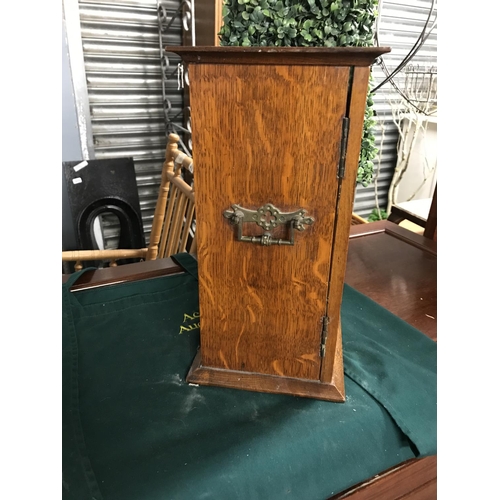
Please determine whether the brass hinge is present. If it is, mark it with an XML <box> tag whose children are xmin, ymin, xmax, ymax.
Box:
<box><xmin>320</xmin><ymin>316</ymin><xmax>330</xmax><ymax>358</ymax></box>
<box><xmin>337</xmin><ymin>117</ymin><xmax>350</xmax><ymax>179</ymax></box>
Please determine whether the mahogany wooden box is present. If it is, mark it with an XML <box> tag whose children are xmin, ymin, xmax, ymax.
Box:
<box><xmin>169</xmin><ymin>47</ymin><xmax>390</xmax><ymax>402</ymax></box>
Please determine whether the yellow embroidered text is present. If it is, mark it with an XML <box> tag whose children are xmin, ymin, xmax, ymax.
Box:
<box><xmin>179</xmin><ymin>311</ymin><xmax>200</xmax><ymax>334</ymax></box>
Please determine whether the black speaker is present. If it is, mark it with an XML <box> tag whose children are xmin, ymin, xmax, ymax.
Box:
<box><xmin>62</xmin><ymin>158</ymin><xmax>146</xmax><ymax>270</ymax></box>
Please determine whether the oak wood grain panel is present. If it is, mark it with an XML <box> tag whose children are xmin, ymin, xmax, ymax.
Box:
<box><xmin>321</xmin><ymin>66</ymin><xmax>371</xmax><ymax>383</ymax></box>
<box><xmin>190</xmin><ymin>63</ymin><xmax>350</xmax><ymax>380</ymax></box>
<box><xmin>187</xmin><ymin>350</ymin><xmax>345</xmax><ymax>401</ymax></box>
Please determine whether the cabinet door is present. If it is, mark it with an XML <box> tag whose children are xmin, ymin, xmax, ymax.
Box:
<box><xmin>190</xmin><ymin>63</ymin><xmax>350</xmax><ymax>380</ymax></box>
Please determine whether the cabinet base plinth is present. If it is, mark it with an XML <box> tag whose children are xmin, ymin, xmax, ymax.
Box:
<box><xmin>186</xmin><ymin>351</ymin><xmax>345</xmax><ymax>402</ymax></box>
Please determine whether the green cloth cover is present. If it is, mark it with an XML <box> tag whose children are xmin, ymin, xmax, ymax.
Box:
<box><xmin>62</xmin><ymin>254</ymin><xmax>436</xmax><ymax>500</ymax></box>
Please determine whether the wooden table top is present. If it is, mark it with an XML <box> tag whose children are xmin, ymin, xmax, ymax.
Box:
<box><xmin>345</xmin><ymin>220</ymin><xmax>436</xmax><ymax>341</ymax></box>
<box><xmin>63</xmin><ymin>220</ymin><xmax>437</xmax><ymax>500</ymax></box>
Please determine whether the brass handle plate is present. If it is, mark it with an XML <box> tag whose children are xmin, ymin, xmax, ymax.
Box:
<box><xmin>223</xmin><ymin>203</ymin><xmax>314</xmax><ymax>246</ymax></box>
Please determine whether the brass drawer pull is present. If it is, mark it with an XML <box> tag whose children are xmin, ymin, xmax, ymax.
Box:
<box><xmin>223</xmin><ymin>203</ymin><xmax>314</xmax><ymax>246</ymax></box>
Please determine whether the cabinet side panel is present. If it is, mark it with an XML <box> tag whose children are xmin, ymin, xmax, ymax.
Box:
<box><xmin>190</xmin><ymin>63</ymin><xmax>350</xmax><ymax>380</ymax></box>
<box><xmin>321</xmin><ymin>66</ymin><xmax>370</xmax><ymax>383</ymax></box>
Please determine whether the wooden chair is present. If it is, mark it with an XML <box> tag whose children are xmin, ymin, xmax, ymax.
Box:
<box><xmin>388</xmin><ymin>185</ymin><xmax>437</xmax><ymax>240</ymax></box>
<box><xmin>62</xmin><ymin>134</ymin><xmax>196</xmax><ymax>271</ymax></box>
<box><xmin>351</xmin><ymin>213</ymin><xmax>368</xmax><ymax>225</ymax></box>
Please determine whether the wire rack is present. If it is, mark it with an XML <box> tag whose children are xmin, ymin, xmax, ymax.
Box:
<box><xmin>403</xmin><ymin>64</ymin><xmax>437</xmax><ymax>115</ymax></box>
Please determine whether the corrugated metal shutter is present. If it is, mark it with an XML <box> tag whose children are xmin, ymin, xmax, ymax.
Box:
<box><xmin>78</xmin><ymin>0</ymin><xmax>183</xmax><ymax>248</ymax></box>
<box><xmin>353</xmin><ymin>0</ymin><xmax>437</xmax><ymax>219</ymax></box>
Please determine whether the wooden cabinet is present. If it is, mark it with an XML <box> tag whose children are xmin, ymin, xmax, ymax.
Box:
<box><xmin>170</xmin><ymin>47</ymin><xmax>390</xmax><ymax>401</ymax></box>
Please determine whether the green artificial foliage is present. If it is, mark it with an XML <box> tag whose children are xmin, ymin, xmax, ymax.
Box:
<box><xmin>359</xmin><ymin>87</ymin><xmax>377</xmax><ymax>186</ymax></box>
<box><xmin>367</xmin><ymin>207</ymin><xmax>387</xmax><ymax>221</ymax></box>
<box><xmin>219</xmin><ymin>0</ymin><xmax>379</xmax><ymax>186</ymax></box>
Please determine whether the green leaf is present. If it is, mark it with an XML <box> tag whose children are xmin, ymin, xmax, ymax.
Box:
<box><xmin>303</xmin><ymin>19</ymin><xmax>313</xmax><ymax>30</ymax></box>
<box><xmin>313</xmin><ymin>28</ymin><xmax>324</xmax><ymax>39</ymax></box>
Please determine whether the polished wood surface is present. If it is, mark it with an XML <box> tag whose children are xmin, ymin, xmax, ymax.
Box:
<box><xmin>64</xmin><ymin>221</ymin><xmax>437</xmax><ymax>499</ymax></box>
<box><xmin>62</xmin><ymin>257</ymin><xmax>183</xmax><ymax>291</ymax></box>
<box><xmin>321</xmin><ymin>66</ymin><xmax>370</xmax><ymax>385</ymax></box>
<box><xmin>333</xmin><ymin>456</ymin><xmax>437</xmax><ymax>500</ymax></box>
<box><xmin>190</xmin><ymin>62</ymin><xmax>350</xmax><ymax>382</ymax></box>
<box><xmin>187</xmin><ymin>349</ymin><xmax>345</xmax><ymax>402</ymax></box>
<box><xmin>167</xmin><ymin>46</ymin><xmax>391</xmax><ymax>66</ymax></box>
<box><xmin>346</xmin><ymin>220</ymin><xmax>436</xmax><ymax>341</ymax></box>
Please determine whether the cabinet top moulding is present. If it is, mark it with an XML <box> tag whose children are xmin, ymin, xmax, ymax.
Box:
<box><xmin>165</xmin><ymin>46</ymin><xmax>391</xmax><ymax>67</ymax></box>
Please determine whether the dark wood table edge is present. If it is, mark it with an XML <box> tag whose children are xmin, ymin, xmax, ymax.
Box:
<box><xmin>349</xmin><ymin>220</ymin><xmax>437</xmax><ymax>256</ymax></box>
<box><xmin>62</xmin><ymin>257</ymin><xmax>184</xmax><ymax>291</ymax></box>
<box><xmin>331</xmin><ymin>456</ymin><xmax>437</xmax><ymax>499</ymax></box>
